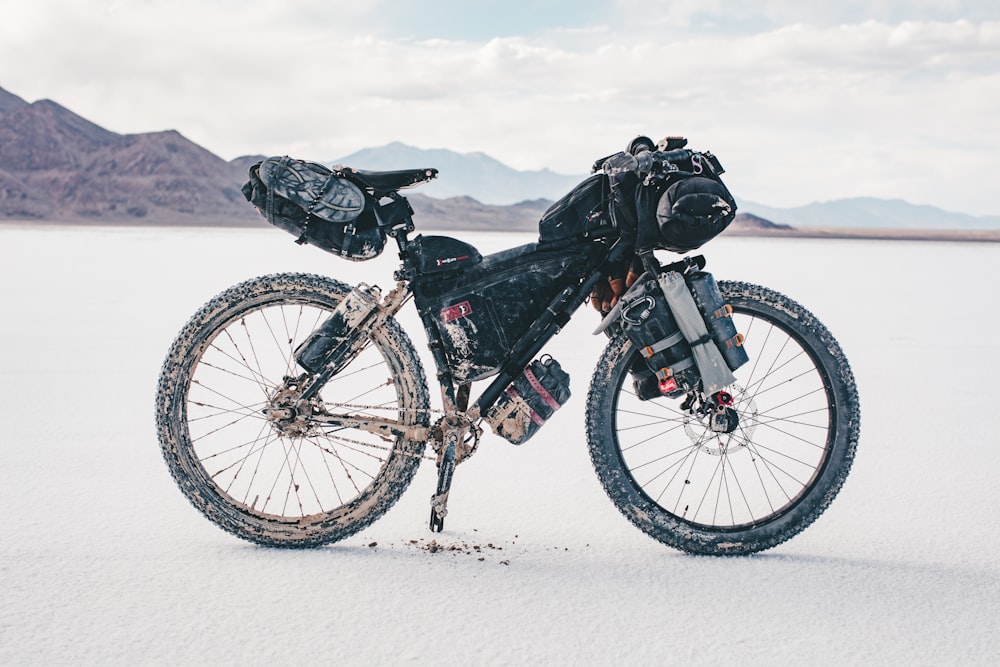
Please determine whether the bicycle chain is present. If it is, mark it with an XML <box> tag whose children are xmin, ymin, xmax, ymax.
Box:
<box><xmin>314</xmin><ymin>401</ymin><xmax>481</xmax><ymax>463</ymax></box>
<box><xmin>315</xmin><ymin>428</ymin><xmax>438</xmax><ymax>462</ymax></box>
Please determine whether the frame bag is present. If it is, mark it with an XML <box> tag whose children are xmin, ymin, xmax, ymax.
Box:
<box><xmin>538</xmin><ymin>174</ymin><xmax>614</xmax><ymax>244</ymax></box>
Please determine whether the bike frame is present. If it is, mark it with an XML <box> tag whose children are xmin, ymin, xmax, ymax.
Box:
<box><xmin>293</xmin><ymin>191</ymin><xmax>636</xmax><ymax>529</ymax></box>
<box><xmin>399</xmin><ymin>194</ymin><xmax>631</xmax><ymax>417</ymax></box>
<box><xmin>301</xmin><ymin>212</ymin><xmax>629</xmax><ymax>424</ymax></box>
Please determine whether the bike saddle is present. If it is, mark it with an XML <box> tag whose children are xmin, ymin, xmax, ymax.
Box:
<box><xmin>345</xmin><ymin>167</ymin><xmax>439</xmax><ymax>194</ymax></box>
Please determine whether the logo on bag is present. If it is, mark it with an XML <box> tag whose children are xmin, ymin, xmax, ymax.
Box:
<box><xmin>441</xmin><ymin>300</ymin><xmax>473</xmax><ymax>323</ymax></box>
<box><xmin>436</xmin><ymin>255</ymin><xmax>470</xmax><ymax>266</ymax></box>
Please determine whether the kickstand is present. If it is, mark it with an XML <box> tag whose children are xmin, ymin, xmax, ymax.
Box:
<box><xmin>429</xmin><ymin>439</ymin><xmax>456</xmax><ymax>532</ymax></box>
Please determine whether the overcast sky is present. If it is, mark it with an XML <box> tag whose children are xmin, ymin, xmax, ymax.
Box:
<box><xmin>1</xmin><ymin>0</ymin><xmax>998</xmax><ymax>215</ymax></box>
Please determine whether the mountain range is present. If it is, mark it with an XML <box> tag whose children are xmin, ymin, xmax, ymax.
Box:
<box><xmin>1</xmin><ymin>84</ymin><xmax>996</xmax><ymax>235</ymax></box>
<box><xmin>738</xmin><ymin>197</ymin><xmax>1000</xmax><ymax>231</ymax></box>
<box><xmin>0</xmin><ymin>86</ymin><xmax>256</xmax><ymax>224</ymax></box>
<box><xmin>335</xmin><ymin>142</ymin><xmax>584</xmax><ymax>206</ymax></box>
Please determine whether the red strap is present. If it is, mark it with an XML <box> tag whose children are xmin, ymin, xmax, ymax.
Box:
<box><xmin>523</xmin><ymin>366</ymin><xmax>561</xmax><ymax>412</ymax></box>
<box><xmin>505</xmin><ymin>386</ymin><xmax>546</xmax><ymax>426</ymax></box>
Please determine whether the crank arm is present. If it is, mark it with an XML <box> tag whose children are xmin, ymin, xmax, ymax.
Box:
<box><xmin>430</xmin><ymin>439</ymin><xmax>456</xmax><ymax>533</ymax></box>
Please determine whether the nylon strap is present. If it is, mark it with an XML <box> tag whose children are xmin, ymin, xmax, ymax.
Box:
<box><xmin>523</xmin><ymin>366</ymin><xmax>561</xmax><ymax>412</ymax></box>
<box><xmin>640</xmin><ymin>331</ymin><xmax>686</xmax><ymax>358</ymax></box>
<box><xmin>504</xmin><ymin>386</ymin><xmax>545</xmax><ymax>427</ymax></box>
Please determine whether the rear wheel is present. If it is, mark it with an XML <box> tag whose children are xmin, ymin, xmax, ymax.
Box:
<box><xmin>156</xmin><ymin>273</ymin><xmax>430</xmax><ymax>547</ymax></box>
<box><xmin>586</xmin><ymin>281</ymin><xmax>860</xmax><ymax>555</ymax></box>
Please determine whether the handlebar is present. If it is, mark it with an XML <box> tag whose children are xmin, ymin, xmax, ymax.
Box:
<box><xmin>595</xmin><ymin>148</ymin><xmax>694</xmax><ymax>180</ymax></box>
<box><xmin>591</xmin><ymin>135</ymin><xmax>724</xmax><ymax>187</ymax></box>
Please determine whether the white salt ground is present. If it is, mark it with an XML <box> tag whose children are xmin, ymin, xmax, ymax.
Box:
<box><xmin>1</xmin><ymin>225</ymin><xmax>998</xmax><ymax>665</ymax></box>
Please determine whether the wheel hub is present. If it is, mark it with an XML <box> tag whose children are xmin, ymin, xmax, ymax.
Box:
<box><xmin>264</xmin><ymin>375</ymin><xmax>323</xmax><ymax>438</ymax></box>
<box><xmin>682</xmin><ymin>386</ymin><xmax>759</xmax><ymax>455</ymax></box>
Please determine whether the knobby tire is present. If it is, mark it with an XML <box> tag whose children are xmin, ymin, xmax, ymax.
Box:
<box><xmin>155</xmin><ymin>273</ymin><xmax>430</xmax><ymax>547</ymax></box>
<box><xmin>586</xmin><ymin>281</ymin><xmax>860</xmax><ymax>555</ymax></box>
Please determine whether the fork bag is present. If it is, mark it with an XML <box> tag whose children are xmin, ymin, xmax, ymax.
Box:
<box><xmin>485</xmin><ymin>356</ymin><xmax>571</xmax><ymax>445</ymax></box>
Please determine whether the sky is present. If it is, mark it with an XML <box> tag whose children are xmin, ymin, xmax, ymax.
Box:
<box><xmin>1</xmin><ymin>0</ymin><xmax>998</xmax><ymax>215</ymax></box>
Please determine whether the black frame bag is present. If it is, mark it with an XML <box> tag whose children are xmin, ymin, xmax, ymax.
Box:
<box><xmin>538</xmin><ymin>173</ymin><xmax>613</xmax><ymax>244</ymax></box>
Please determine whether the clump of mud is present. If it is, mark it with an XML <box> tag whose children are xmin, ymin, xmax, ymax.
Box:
<box><xmin>367</xmin><ymin>534</ymin><xmax>517</xmax><ymax>565</ymax></box>
<box><xmin>364</xmin><ymin>534</ymin><xmax>587</xmax><ymax>565</ymax></box>
<box><xmin>411</xmin><ymin>537</ymin><xmax>510</xmax><ymax>564</ymax></box>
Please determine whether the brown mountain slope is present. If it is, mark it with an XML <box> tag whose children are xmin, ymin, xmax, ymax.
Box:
<box><xmin>0</xmin><ymin>96</ymin><xmax>250</xmax><ymax>223</ymax></box>
<box><xmin>0</xmin><ymin>86</ymin><xmax>28</xmax><ymax>115</ymax></box>
<box><xmin>0</xmin><ymin>87</ymin><xmax>800</xmax><ymax>238</ymax></box>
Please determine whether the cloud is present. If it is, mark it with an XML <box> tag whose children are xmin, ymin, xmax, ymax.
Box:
<box><xmin>1</xmin><ymin>1</ymin><xmax>997</xmax><ymax>214</ymax></box>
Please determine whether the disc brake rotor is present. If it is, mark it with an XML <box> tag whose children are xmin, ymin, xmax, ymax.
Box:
<box><xmin>682</xmin><ymin>385</ymin><xmax>759</xmax><ymax>455</ymax></box>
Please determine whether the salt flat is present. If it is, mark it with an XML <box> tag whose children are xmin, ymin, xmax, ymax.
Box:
<box><xmin>1</xmin><ymin>224</ymin><xmax>998</xmax><ymax>665</ymax></box>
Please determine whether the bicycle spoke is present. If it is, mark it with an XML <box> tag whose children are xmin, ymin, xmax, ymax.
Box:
<box><xmin>611</xmin><ymin>297</ymin><xmax>837</xmax><ymax>530</ymax></box>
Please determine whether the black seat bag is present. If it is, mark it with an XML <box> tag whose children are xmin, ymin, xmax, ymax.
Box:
<box><xmin>242</xmin><ymin>156</ymin><xmax>386</xmax><ymax>260</ymax></box>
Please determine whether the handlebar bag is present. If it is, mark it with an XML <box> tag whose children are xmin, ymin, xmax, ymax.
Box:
<box><xmin>242</xmin><ymin>156</ymin><xmax>386</xmax><ymax>261</ymax></box>
<box><xmin>625</xmin><ymin>151</ymin><xmax>736</xmax><ymax>254</ymax></box>
<box><xmin>654</xmin><ymin>175</ymin><xmax>736</xmax><ymax>253</ymax></box>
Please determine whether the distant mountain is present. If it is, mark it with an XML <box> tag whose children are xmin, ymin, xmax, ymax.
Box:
<box><xmin>729</xmin><ymin>212</ymin><xmax>792</xmax><ymax>232</ymax></box>
<box><xmin>739</xmin><ymin>197</ymin><xmax>1000</xmax><ymax>231</ymax></box>
<box><xmin>335</xmin><ymin>142</ymin><xmax>587</xmax><ymax>206</ymax></box>
<box><xmin>407</xmin><ymin>193</ymin><xmax>548</xmax><ymax>232</ymax></box>
<box><xmin>0</xmin><ymin>86</ymin><xmax>27</xmax><ymax>115</ymax></box>
<box><xmin>2</xmin><ymin>84</ymin><xmax>995</xmax><ymax>237</ymax></box>
<box><xmin>0</xmin><ymin>88</ymin><xmax>252</xmax><ymax>223</ymax></box>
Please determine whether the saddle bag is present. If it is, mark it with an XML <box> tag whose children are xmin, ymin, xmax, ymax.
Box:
<box><xmin>241</xmin><ymin>156</ymin><xmax>386</xmax><ymax>260</ymax></box>
<box><xmin>485</xmin><ymin>356</ymin><xmax>571</xmax><ymax>445</ymax></box>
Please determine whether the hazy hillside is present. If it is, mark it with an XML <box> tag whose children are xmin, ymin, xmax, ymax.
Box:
<box><xmin>0</xmin><ymin>86</ymin><xmax>27</xmax><ymax>115</ymax></box>
<box><xmin>336</xmin><ymin>142</ymin><xmax>586</xmax><ymax>205</ymax></box>
<box><xmin>2</xmin><ymin>84</ymin><xmax>996</xmax><ymax>236</ymax></box>
<box><xmin>0</xmin><ymin>88</ymin><xmax>250</xmax><ymax>224</ymax></box>
<box><xmin>740</xmin><ymin>197</ymin><xmax>1000</xmax><ymax>231</ymax></box>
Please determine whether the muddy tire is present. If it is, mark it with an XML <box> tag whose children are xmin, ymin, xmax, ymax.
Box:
<box><xmin>586</xmin><ymin>281</ymin><xmax>860</xmax><ymax>555</ymax></box>
<box><xmin>156</xmin><ymin>273</ymin><xmax>430</xmax><ymax>547</ymax></box>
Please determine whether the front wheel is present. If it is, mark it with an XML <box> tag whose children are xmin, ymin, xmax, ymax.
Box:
<box><xmin>586</xmin><ymin>281</ymin><xmax>860</xmax><ymax>555</ymax></box>
<box><xmin>156</xmin><ymin>273</ymin><xmax>430</xmax><ymax>547</ymax></box>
